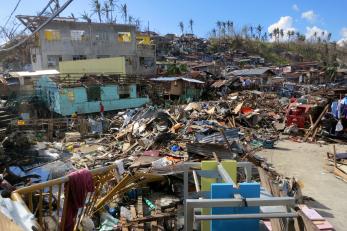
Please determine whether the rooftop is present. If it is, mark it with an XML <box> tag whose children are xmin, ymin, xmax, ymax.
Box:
<box><xmin>231</xmin><ymin>67</ymin><xmax>274</xmax><ymax>76</ymax></box>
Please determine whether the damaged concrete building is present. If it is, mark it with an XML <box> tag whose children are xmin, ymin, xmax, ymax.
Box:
<box><xmin>17</xmin><ymin>15</ymin><xmax>156</xmax><ymax>75</ymax></box>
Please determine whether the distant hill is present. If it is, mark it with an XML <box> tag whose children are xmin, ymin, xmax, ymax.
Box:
<box><xmin>208</xmin><ymin>37</ymin><xmax>347</xmax><ymax>67</ymax></box>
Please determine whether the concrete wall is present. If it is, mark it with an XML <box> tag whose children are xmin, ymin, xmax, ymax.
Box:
<box><xmin>59</xmin><ymin>57</ymin><xmax>126</xmax><ymax>74</ymax></box>
<box><xmin>31</xmin><ymin>21</ymin><xmax>156</xmax><ymax>75</ymax></box>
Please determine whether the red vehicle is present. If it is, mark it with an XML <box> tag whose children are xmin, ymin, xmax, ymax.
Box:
<box><xmin>286</xmin><ymin>103</ymin><xmax>313</xmax><ymax>128</ymax></box>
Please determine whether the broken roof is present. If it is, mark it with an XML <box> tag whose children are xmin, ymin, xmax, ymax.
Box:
<box><xmin>9</xmin><ymin>70</ymin><xmax>60</xmax><ymax>77</ymax></box>
<box><xmin>231</xmin><ymin>67</ymin><xmax>275</xmax><ymax>76</ymax></box>
<box><xmin>16</xmin><ymin>15</ymin><xmax>136</xmax><ymax>32</ymax></box>
<box><xmin>150</xmin><ymin>77</ymin><xmax>204</xmax><ymax>84</ymax></box>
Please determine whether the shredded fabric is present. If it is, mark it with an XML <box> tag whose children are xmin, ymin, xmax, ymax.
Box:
<box><xmin>64</xmin><ymin>169</ymin><xmax>94</xmax><ymax>231</ymax></box>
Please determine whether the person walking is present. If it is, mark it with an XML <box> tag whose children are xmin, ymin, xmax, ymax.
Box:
<box><xmin>99</xmin><ymin>102</ymin><xmax>105</xmax><ymax>118</ymax></box>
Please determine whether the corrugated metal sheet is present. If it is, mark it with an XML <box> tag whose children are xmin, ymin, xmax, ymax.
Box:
<box><xmin>150</xmin><ymin>77</ymin><xmax>204</xmax><ymax>84</ymax></box>
<box><xmin>187</xmin><ymin>141</ymin><xmax>244</xmax><ymax>158</ymax></box>
<box><xmin>231</xmin><ymin>67</ymin><xmax>273</xmax><ymax>76</ymax></box>
<box><xmin>196</xmin><ymin>128</ymin><xmax>241</xmax><ymax>144</ymax></box>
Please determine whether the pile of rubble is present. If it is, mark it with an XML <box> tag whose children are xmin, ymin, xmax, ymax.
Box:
<box><xmin>2</xmin><ymin>90</ymin><xmax>337</xmax><ymax>230</ymax></box>
<box><xmin>58</xmin><ymin>91</ymin><xmax>285</xmax><ymax>170</ymax></box>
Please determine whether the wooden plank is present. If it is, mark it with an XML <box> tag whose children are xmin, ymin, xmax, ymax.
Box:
<box><xmin>304</xmin><ymin>104</ymin><xmax>328</xmax><ymax>141</ymax></box>
<box><xmin>257</xmin><ymin>167</ymin><xmax>283</xmax><ymax>231</ymax></box>
<box><xmin>296</xmin><ymin>210</ymin><xmax>320</xmax><ymax>231</ymax></box>
<box><xmin>334</xmin><ymin>166</ymin><xmax>347</xmax><ymax>181</ymax></box>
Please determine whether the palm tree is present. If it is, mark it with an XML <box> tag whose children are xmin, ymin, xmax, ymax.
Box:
<box><xmin>262</xmin><ymin>32</ymin><xmax>268</xmax><ymax>41</ymax></box>
<box><xmin>135</xmin><ymin>18</ymin><xmax>141</xmax><ymax>31</ymax></box>
<box><xmin>226</xmin><ymin>21</ymin><xmax>231</xmax><ymax>36</ymax></box>
<box><xmin>296</xmin><ymin>32</ymin><xmax>300</xmax><ymax>41</ymax></box>
<box><xmin>249</xmin><ymin>26</ymin><xmax>254</xmax><ymax>38</ymax></box>
<box><xmin>327</xmin><ymin>32</ymin><xmax>332</xmax><ymax>42</ymax></box>
<box><xmin>81</xmin><ymin>11</ymin><xmax>92</xmax><ymax>23</ymax></box>
<box><xmin>128</xmin><ymin>16</ymin><xmax>134</xmax><ymax>24</ymax></box>
<box><xmin>269</xmin><ymin>33</ymin><xmax>273</xmax><ymax>40</ymax></box>
<box><xmin>109</xmin><ymin>0</ymin><xmax>116</xmax><ymax>23</ymax></box>
<box><xmin>313</xmin><ymin>31</ymin><xmax>317</xmax><ymax>42</ymax></box>
<box><xmin>222</xmin><ymin>22</ymin><xmax>227</xmax><ymax>37</ymax></box>
<box><xmin>221</xmin><ymin>27</ymin><xmax>226</xmax><ymax>38</ymax></box>
<box><xmin>102</xmin><ymin>2</ymin><xmax>110</xmax><ymax>22</ymax></box>
<box><xmin>179</xmin><ymin>21</ymin><xmax>184</xmax><ymax>35</ymax></box>
<box><xmin>256</xmin><ymin>24</ymin><xmax>262</xmax><ymax>39</ymax></box>
<box><xmin>121</xmin><ymin>3</ymin><xmax>128</xmax><ymax>23</ymax></box>
<box><xmin>189</xmin><ymin>19</ymin><xmax>194</xmax><ymax>34</ymax></box>
<box><xmin>211</xmin><ymin>28</ymin><xmax>217</xmax><ymax>38</ymax></box>
<box><xmin>216</xmin><ymin>21</ymin><xmax>222</xmax><ymax>38</ymax></box>
<box><xmin>280</xmin><ymin>29</ymin><xmax>284</xmax><ymax>40</ymax></box>
<box><xmin>273</xmin><ymin>28</ymin><xmax>279</xmax><ymax>42</ymax></box>
<box><xmin>92</xmin><ymin>0</ymin><xmax>102</xmax><ymax>23</ymax></box>
<box><xmin>287</xmin><ymin>30</ymin><xmax>291</xmax><ymax>41</ymax></box>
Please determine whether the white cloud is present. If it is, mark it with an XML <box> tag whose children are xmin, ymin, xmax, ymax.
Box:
<box><xmin>301</xmin><ymin>10</ymin><xmax>317</xmax><ymax>22</ymax></box>
<box><xmin>292</xmin><ymin>4</ymin><xmax>300</xmax><ymax>12</ymax></box>
<box><xmin>268</xmin><ymin>16</ymin><xmax>296</xmax><ymax>41</ymax></box>
<box><xmin>305</xmin><ymin>26</ymin><xmax>329</xmax><ymax>41</ymax></box>
<box><xmin>337</xmin><ymin>27</ymin><xmax>347</xmax><ymax>47</ymax></box>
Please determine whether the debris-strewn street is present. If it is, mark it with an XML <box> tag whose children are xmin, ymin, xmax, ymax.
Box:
<box><xmin>1</xmin><ymin>1</ymin><xmax>347</xmax><ymax>230</ymax></box>
<box><xmin>258</xmin><ymin>139</ymin><xmax>347</xmax><ymax>231</ymax></box>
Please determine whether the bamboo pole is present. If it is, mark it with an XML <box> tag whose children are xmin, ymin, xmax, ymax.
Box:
<box><xmin>28</xmin><ymin>192</ymin><xmax>33</xmax><ymax>212</ymax></box>
<box><xmin>60</xmin><ymin>183</ymin><xmax>70</xmax><ymax>231</ymax></box>
<box><xmin>49</xmin><ymin>186</ymin><xmax>53</xmax><ymax>215</ymax></box>
<box><xmin>38</xmin><ymin>190</ymin><xmax>43</xmax><ymax>226</ymax></box>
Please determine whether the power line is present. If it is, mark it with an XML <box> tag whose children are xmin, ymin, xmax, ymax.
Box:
<box><xmin>0</xmin><ymin>0</ymin><xmax>74</xmax><ymax>52</ymax></box>
<box><xmin>3</xmin><ymin>0</ymin><xmax>22</xmax><ymax>28</ymax></box>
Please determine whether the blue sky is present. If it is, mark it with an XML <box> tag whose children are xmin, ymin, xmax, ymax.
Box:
<box><xmin>1</xmin><ymin>0</ymin><xmax>347</xmax><ymax>43</ymax></box>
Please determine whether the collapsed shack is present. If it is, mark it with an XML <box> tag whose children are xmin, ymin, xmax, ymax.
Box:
<box><xmin>150</xmin><ymin>77</ymin><xmax>205</xmax><ymax>103</ymax></box>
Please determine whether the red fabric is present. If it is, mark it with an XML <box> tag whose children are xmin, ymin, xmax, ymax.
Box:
<box><xmin>100</xmin><ymin>104</ymin><xmax>105</xmax><ymax>113</ymax></box>
<box><xmin>63</xmin><ymin>169</ymin><xmax>94</xmax><ymax>231</ymax></box>
<box><xmin>290</xmin><ymin>96</ymin><xmax>297</xmax><ymax>103</ymax></box>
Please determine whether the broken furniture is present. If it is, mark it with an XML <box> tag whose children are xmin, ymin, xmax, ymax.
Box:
<box><xmin>182</xmin><ymin>161</ymin><xmax>297</xmax><ymax>231</ymax></box>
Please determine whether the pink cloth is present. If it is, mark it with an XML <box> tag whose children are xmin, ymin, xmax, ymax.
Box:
<box><xmin>64</xmin><ymin>169</ymin><xmax>94</xmax><ymax>231</ymax></box>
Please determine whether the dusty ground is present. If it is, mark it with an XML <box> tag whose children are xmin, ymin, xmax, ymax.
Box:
<box><xmin>256</xmin><ymin>138</ymin><xmax>347</xmax><ymax>231</ymax></box>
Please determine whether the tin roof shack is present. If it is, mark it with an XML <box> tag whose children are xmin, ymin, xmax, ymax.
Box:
<box><xmin>35</xmin><ymin>75</ymin><xmax>150</xmax><ymax>116</ymax></box>
<box><xmin>231</xmin><ymin>67</ymin><xmax>276</xmax><ymax>86</ymax></box>
<box><xmin>150</xmin><ymin>77</ymin><xmax>204</xmax><ymax>102</ymax></box>
<box><xmin>17</xmin><ymin>16</ymin><xmax>156</xmax><ymax>75</ymax></box>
